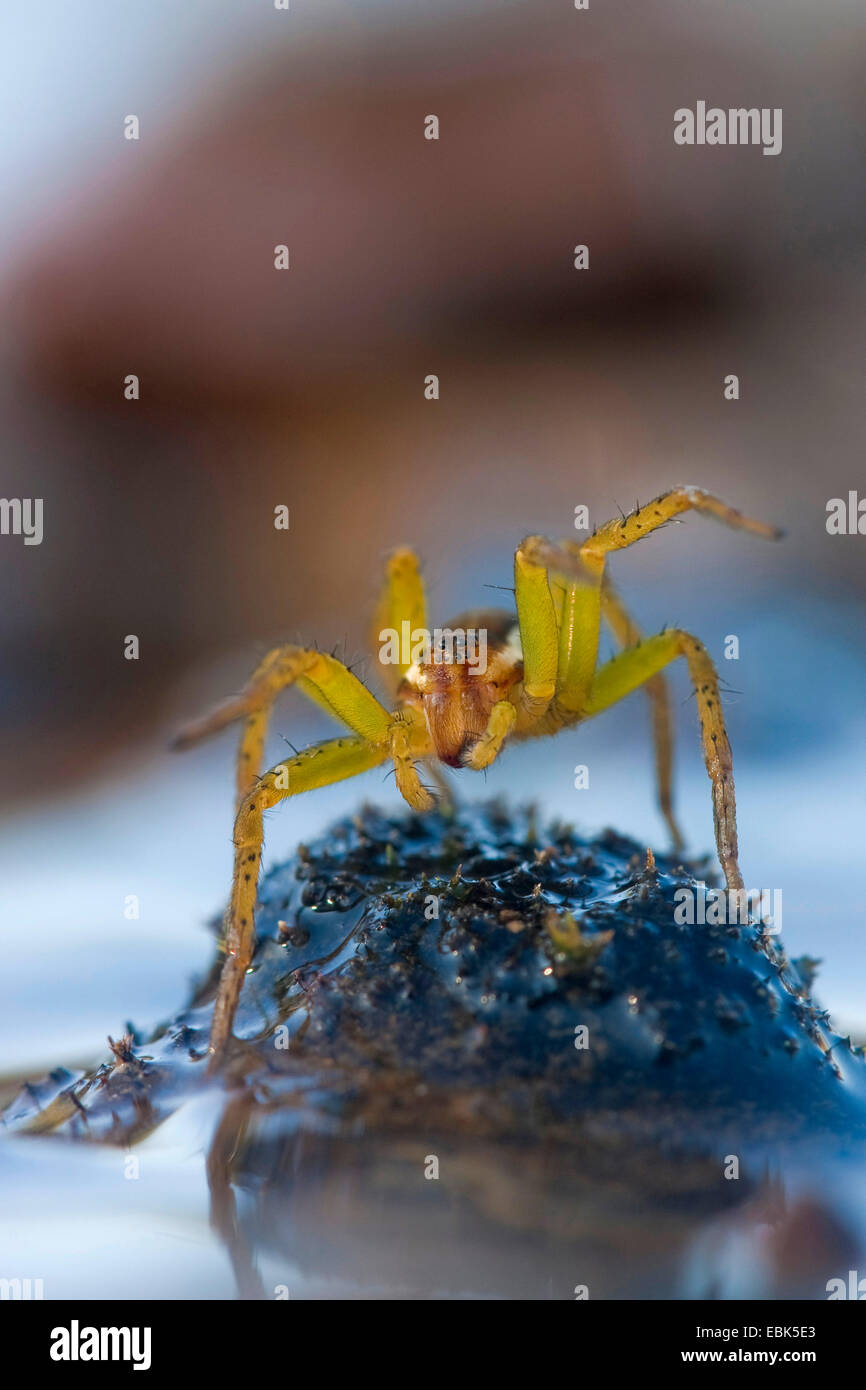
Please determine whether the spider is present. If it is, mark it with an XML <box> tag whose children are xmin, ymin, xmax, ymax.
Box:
<box><xmin>174</xmin><ymin>485</ymin><xmax>782</xmax><ymax>1061</ymax></box>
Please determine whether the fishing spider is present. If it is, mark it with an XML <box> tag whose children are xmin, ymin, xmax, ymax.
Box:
<box><xmin>174</xmin><ymin>485</ymin><xmax>781</xmax><ymax>1061</ymax></box>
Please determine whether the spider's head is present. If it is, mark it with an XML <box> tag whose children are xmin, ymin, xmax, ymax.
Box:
<box><xmin>399</xmin><ymin>630</ymin><xmax>522</xmax><ymax>768</ymax></box>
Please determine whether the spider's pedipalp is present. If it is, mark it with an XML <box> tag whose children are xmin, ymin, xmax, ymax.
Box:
<box><xmin>464</xmin><ymin>699</ymin><xmax>517</xmax><ymax>771</ymax></box>
<box><xmin>389</xmin><ymin>719</ymin><xmax>435</xmax><ymax>810</ymax></box>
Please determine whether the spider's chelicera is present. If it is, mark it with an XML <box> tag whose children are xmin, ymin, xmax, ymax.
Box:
<box><xmin>174</xmin><ymin>485</ymin><xmax>782</xmax><ymax>1061</ymax></box>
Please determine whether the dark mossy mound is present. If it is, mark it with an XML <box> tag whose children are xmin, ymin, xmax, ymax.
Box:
<box><xmin>6</xmin><ymin>802</ymin><xmax>865</xmax><ymax>1151</ymax></box>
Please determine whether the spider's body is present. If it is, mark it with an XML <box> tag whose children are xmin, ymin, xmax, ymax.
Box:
<box><xmin>398</xmin><ymin>612</ymin><xmax>522</xmax><ymax>767</ymax></box>
<box><xmin>175</xmin><ymin>485</ymin><xmax>782</xmax><ymax>1061</ymax></box>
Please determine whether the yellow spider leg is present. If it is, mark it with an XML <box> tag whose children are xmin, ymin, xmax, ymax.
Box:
<box><xmin>578</xmin><ymin>485</ymin><xmax>782</xmax><ymax>578</ymax></box>
<box><xmin>520</xmin><ymin>487</ymin><xmax>780</xmax><ymax>721</ymax></box>
<box><xmin>600</xmin><ymin>575</ymin><xmax>684</xmax><ymax>852</ymax></box>
<box><xmin>585</xmin><ymin>630</ymin><xmax>743</xmax><ymax>891</ymax></box>
<box><xmin>515</xmin><ymin>538</ymin><xmax>600</xmax><ymax>720</ymax></box>
<box><xmin>553</xmin><ymin>572</ymin><xmax>602</xmax><ymax>718</ymax></box>
<box><xmin>174</xmin><ymin>645</ymin><xmax>395</xmax><ymax>804</ymax></box>
<box><xmin>465</xmin><ymin>699</ymin><xmax>517</xmax><ymax>771</ymax></box>
<box><xmin>371</xmin><ymin>547</ymin><xmax>428</xmax><ymax>694</ymax></box>
<box><xmin>464</xmin><ymin>534</ymin><xmax>565</xmax><ymax>771</ymax></box>
<box><xmin>514</xmin><ymin>537</ymin><xmax>559</xmax><ymax>724</ymax></box>
<box><xmin>210</xmin><ymin>733</ymin><xmax>392</xmax><ymax>1065</ymax></box>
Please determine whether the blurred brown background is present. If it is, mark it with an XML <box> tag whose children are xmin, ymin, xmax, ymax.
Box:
<box><xmin>1</xmin><ymin>0</ymin><xmax>864</xmax><ymax>805</ymax></box>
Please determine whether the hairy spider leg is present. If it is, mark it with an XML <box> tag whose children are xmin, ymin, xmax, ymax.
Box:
<box><xmin>476</xmin><ymin>488</ymin><xmax>779</xmax><ymax>877</ymax></box>
<box><xmin>371</xmin><ymin>547</ymin><xmax>428</xmax><ymax>695</ymax></box>
<box><xmin>211</xmin><ymin>713</ymin><xmax>434</xmax><ymax>1064</ymax></box>
<box><xmin>546</xmin><ymin>564</ymin><xmax>683</xmax><ymax>848</ymax></box>
<box><xmin>518</xmin><ymin>485</ymin><xmax>780</xmax><ymax>836</ymax></box>
<box><xmin>599</xmin><ymin>574</ymin><xmax>684</xmax><ymax>852</ymax></box>
<box><xmin>578</xmin><ymin>485</ymin><xmax>783</xmax><ymax>576</ymax></box>
<box><xmin>585</xmin><ymin>630</ymin><xmax>744</xmax><ymax>892</ymax></box>
<box><xmin>462</xmin><ymin>537</ymin><xmax>557</xmax><ymax>771</ymax></box>
<box><xmin>522</xmin><ymin>485</ymin><xmax>780</xmax><ymax>718</ymax></box>
<box><xmin>178</xmin><ymin>556</ymin><xmax>439</xmax><ymax>1060</ymax></box>
<box><xmin>174</xmin><ymin>645</ymin><xmax>399</xmax><ymax>804</ymax></box>
<box><xmin>210</xmin><ymin>733</ymin><xmax>392</xmax><ymax>1064</ymax></box>
<box><xmin>513</xmin><ymin>538</ymin><xmax>559</xmax><ymax>722</ymax></box>
<box><xmin>466</xmin><ymin>531</ymin><xmax>671</xmax><ymax>775</ymax></box>
<box><xmin>175</xmin><ymin>647</ymin><xmax>435</xmax><ymax>1067</ymax></box>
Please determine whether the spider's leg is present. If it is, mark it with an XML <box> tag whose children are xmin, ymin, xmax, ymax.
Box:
<box><xmin>600</xmin><ymin>575</ymin><xmax>684</xmax><ymax>852</ymax></box>
<box><xmin>577</xmin><ymin>485</ymin><xmax>782</xmax><ymax>579</ymax></box>
<box><xmin>519</xmin><ymin>486</ymin><xmax>780</xmax><ymax>733</ymax></box>
<box><xmin>511</xmin><ymin>536</ymin><xmax>600</xmax><ymax>725</ymax></box>
<box><xmin>173</xmin><ymin>645</ymin><xmax>398</xmax><ymax>804</ymax></box>
<box><xmin>464</xmin><ymin>538</ymin><xmax>559</xmax><ymax>772</ymax></box>
<box><xmin>513</xmin><ymin>536</ymin><xmax>559</xmax><ymax>724</ymax></box>
<box><xmin>585</xmin><ymin>630</ymin><xmax>743</xmax><ymax>891</ymax></box>
<box><xmin>371</xmin><ymin>547</ymin><xmax>428</xmax><ymax>696</ymax></box>
<box><xmin>211</xmin><ymin>733</ymin><xmax>392</xmax><ymax>1065</ymax></box>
